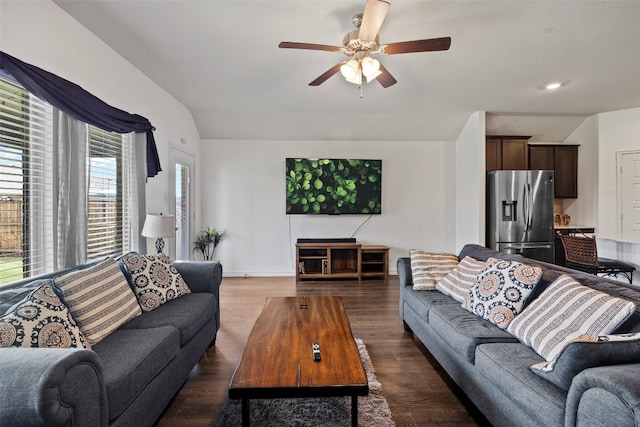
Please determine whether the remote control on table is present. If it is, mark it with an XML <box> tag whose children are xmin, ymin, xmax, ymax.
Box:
<box><xmin>312</xmin><ymin>342</ymin><xmax>321</xmax><ymax>361</ymax></box>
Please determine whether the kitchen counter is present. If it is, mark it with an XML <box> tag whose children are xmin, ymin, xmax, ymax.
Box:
<box><xmin>597</xmin><ymin>233</ymin><xmax>640</xmax><ymax>245</ymax></box>
<box><xmin>554</xmin><ymin>225</ymin><xmax>595</xmax><ymax>231</ymax></box>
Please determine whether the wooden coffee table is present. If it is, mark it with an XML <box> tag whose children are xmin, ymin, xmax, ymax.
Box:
<box><xmin>229</xmin><ymin>296</ymin><xmax>369</xmax><ymax>426</ymax></box>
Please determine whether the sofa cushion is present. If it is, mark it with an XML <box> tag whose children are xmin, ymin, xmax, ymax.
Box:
<box><xmin>436</xmin><ymin>256</ymin><xmax>489</xmax><ymax>303</ymax></box>
<box><xmin>54</xmin><ymin>258</ymin><xmax>142</xmax><ymax>346</ymax></box>
<box><xmin>92</xmin><ymin>326</ymin><xmax>180</xmax><ymax>421</ymax></box>
<box><xmin>475</xmin><ymin>343</ymin><xmax>566</xmax><ymax>426</ymax></box>
<box><xmin>429</xmin><ymin>302</ymin><xmax>519</xmax><ymax>363</ymax></box>
<box><xmin>464</xmin><ymin>259</ymin><xmax>542</xmax><ymax>329</ymax></box>
<box><xmin>531</xmin><ymin>333</ymin><xmax>640</xmax><ymax>390</ymax></box>
<box><xmin>410</xmin><ymin>250</ymin><xmax>458</xmax><ymax>291</ymax></box>
<box><xmin>403</xmin><ymin>287</ymin><xmax>461</xmax><ymax>322</ymax></box>
<box><xmin>120</xmin><ymin>253</ymin><xmax>191</xmax><ymax>312</ymax></box>
<box><xmin>120</xmin><ymin>293</ymin><xmax>215</xmax><ymax>346</ymax></box>
<box><xmin>507</xmin><ymin>274</ymin><xmax>636</xmax><ymax>362</ymax></box>
<box><xmin>0</xmin><ymin>282</ymin><xmax>89</xmax><ymax>349</ymax></box>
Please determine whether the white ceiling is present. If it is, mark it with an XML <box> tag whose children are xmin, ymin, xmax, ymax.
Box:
<box><xmin>54</xmin><ymin>0</ymin><xmax>640</xmax><ymax>142</ymax></box>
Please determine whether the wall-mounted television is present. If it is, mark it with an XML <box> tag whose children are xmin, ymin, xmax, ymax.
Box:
<box><xmin>285</xmin><ymin>158</ymin><xmax>382</xmax><ymax>215</ymax></box>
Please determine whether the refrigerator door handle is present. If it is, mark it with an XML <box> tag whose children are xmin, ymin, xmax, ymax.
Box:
<box><xmin>523</xmin><ymin>183</ymin><xmax>532</xmax><ymax>231</ymax></box>
<box><xmin>502</xmin><ymin>243</ymin><xmax>553</xmax><ymax>250</ymax></box>
<box><xmin>527</xmin><ymin>183</ymin><xmax>534</xmax><ymax>231</ymax></box>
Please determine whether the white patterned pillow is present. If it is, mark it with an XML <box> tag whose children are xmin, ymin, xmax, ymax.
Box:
<box><xmin>55</xmin><ymin>258</ymin><xmax>142</xmax><ymax>346</ymax></box>
<box><xmin>507</xmin><ymin>274</ymin><xmax>636</xmax><ymax>362</ymax></box>
<box><xmin>464</xmin><ymin>259</ymin><xmax>542</xmax><ymax>329</ymax></box>
<box><xmin>121</xmin><ymin>253</ymin><xmax>191</xmax><ymax>312</ymax></box>
<box><xmin>0</xmin><ymin>282</ymin><xmax>89</xmax><ymax>349</ymax></box>
<box><xmin>436</xmin><ymin>257</ymin><xmax>493</xmax><ymax>303</ymax></box>
<box><xmin>410</xmin><ymin>250</ymin><xmax>459</xmax><ymax>291</ymax></box>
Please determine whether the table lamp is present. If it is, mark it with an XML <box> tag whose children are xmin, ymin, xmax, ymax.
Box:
<box><xmin>141</xmin><ymin>213</ymin><xmax>176</xmax><ymax>254</ymax></box>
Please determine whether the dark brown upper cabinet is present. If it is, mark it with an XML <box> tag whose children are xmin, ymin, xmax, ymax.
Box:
<box><xmin>528</xmin><ymin>144</ymin><xmax>579</xmax><ymax>198</ymax></box>
<box><xmin>485</xmin><ymin>136</ymin><xmax>531</xmax><ymax>171</ymax></box>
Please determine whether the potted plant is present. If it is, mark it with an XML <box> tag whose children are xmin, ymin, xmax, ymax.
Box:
<box><xmin>193</xmin><ymin>227</ymin><xmax>224</xmax><ymax>260</ymax></box>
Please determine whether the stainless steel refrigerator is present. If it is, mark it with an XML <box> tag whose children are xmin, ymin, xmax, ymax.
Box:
<box><xmin>486</xmin><ymin>170</ymin><xmax>555</xmax><ymax>263</ymax></box>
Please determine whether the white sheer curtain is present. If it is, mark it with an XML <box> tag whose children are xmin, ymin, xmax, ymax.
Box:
<box><xmin>53</xmin><ymin>117</ymin><xmax>147</xmax><ymax>268</ymax></box>
<box><xmin>54</xmin><ymin>111</ymin><xmax>88</xmax><ymax>270</ymax></box>
<box><xmin>126</xmin><ymin>132</ymin><xmax>147</xmax><ymax>253</ymax></box>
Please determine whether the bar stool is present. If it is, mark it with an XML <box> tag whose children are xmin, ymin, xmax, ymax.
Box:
<box><xmin>558</xmin><ymin>232</ymin><xmax>635</xmax><ymax>284</ymax></box>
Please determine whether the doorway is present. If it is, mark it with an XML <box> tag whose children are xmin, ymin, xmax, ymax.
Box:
<box><xmin>170</xmin><ymin>147</ymin><xmax>194</xmax><ymax>260</ymax></box>
<box><xmin>618</xmin><ymin>151</ymin><xmax>640</xmax><ymax>234</ymax></box>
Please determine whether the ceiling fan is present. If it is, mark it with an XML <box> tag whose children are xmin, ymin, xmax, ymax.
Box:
<box><xmin>278</xmin><ymin>0</ymin><xmax>451</xmax><ymax>88</ymax></box>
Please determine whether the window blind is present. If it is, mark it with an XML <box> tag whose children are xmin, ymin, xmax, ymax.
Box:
<box><xmin>87</xmin><ymin>126</ymin><xmax>129</xmax><ymax>260</ymax></box>
<box><xmin>0</xmin><ymin>77</ymin><xmax>54</xmax><ymax>284</ymax></box>
<box><xmin>0</xmin><ymin>76</ymin><xmax>134</xmax><ymax>285</ymax></box>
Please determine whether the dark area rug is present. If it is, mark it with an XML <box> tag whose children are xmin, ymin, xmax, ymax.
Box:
<box><xmin>215</xmin><ymin>338</ymin><xmax>395</xmax><ymax>426</ymax></box>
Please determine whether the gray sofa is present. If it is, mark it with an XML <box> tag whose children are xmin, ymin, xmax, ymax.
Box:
<box><xmin>398</xmin><ymin>244</ymin><xmax>640</xmax><ymax>427</ymax></box>
<box><xmin>0</xmin><ymin>258</ymin><xmax>222</xmax><ymax>427</ymax></box>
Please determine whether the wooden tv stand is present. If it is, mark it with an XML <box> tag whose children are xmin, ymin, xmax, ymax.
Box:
<box><xmin>296</xmin><ymin>242</ymin><xmax>389</xmax><ymax>282</ymax></box>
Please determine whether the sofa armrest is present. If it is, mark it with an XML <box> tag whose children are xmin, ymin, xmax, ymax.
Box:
<box><xmin>0</xmin><ymin>348</ymin><xmax>107</xmax><ymax>427</ymax></box>
<box><xmin>397</xmin><ymin>257</ymin><xmax>412</xmax><ymax>288</ymax></box>
<box><xmin>566</xmin><ymin>364</ymin><xmax>640</xmax><ymax>427</ymax></box>
<box><xmin>172</xmin><ymin>261</ymin><xmax>222</xmax><ymax>295</ymax></box>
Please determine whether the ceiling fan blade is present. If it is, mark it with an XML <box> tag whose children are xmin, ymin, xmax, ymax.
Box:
<box><xmin>358</xmin><ymin>0</ymin><xmax>390</xmax><ymax>41</ymax></box>
<box><xmin>279</xmin><ymin>42</ymin><xmax>342</xmax><ymax>52</ymax></box>
<box><xmin>309</xmin><ymin>63</ymin><xmax>343</xmax><ymax>86</ymax></box>
<box><xmin>381</xmin><ymin>37</ymin><xmax>452</xmax><ymax>55</ymax></box>
<box><xmin>376</xmin><ymin>64</ymin><xmax>397</xmax><ymax>88</ymax></box>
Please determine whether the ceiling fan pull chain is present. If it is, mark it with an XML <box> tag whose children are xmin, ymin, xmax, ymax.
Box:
<box><xmin>360</xmin><ymin>84</ymin><xmax>363</xmax><ymax>99</ymax></box>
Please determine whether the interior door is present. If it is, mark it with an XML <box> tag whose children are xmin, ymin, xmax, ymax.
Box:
<box><xmin>620</xmin><ymin>151</ymin><xmax>640</xmax><ymax>234</ymax></box>
<box><xmin>170</xmin><ymin>147</ymin><xmax>194</xmax><ymax>260</ymax></box>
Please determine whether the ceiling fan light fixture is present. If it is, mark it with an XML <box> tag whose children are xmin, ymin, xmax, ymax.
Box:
<box><xmin>340</xmin><ymin>59</ymin><xmax>360</xmax><ymax>80</ymax></box>
<box><xmin>345</xmin><ymin>69</ymin><xmax>363</xmax><ymax>85</ymax></box>
<box><xmin>365</xmin><ymin>69</ymin><xmax>382</xmax><ymax>83</ymax></box>
<box><xmin>361</xmin><ymin>56</ymin><xmax>380</xmax><ymax>77</ymax></box>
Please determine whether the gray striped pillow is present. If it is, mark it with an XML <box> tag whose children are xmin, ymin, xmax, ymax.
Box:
<box><xmin>436</xmin><ymin>256</ymin><xmax>490</xmax><ymax>302</ymax></box>
<box><xmin>54</xmin><ymin>258</ymin><xmax>142</xmax><ymax>346</ymax></box>
<box><xmin>410</xmin><ymin>250</ymin><xmax>459</xmax><ymax>291</ymax></box>
<box><xmin>507</xmin><ymin>274</ymin><xmax>636</xmax><ymax>362</ymax></box>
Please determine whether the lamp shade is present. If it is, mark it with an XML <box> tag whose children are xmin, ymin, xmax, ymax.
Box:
<box><xmin>340</xmin><ymin>59</ymin><xmax>360</xmax><ymax>80</ymax></box>
<box><xmin>141</xmin><ymin>214</ymin><xmax>176</xmax><ymax>238</ymax></box>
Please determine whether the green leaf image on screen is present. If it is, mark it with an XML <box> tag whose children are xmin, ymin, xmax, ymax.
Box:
<box><xmin>285</xmin><ymin>158</ymin><xmax>382</xmax><ymax>214</ymax></box>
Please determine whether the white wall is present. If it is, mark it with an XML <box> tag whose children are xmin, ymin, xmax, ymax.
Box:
<box><xmin>560</xmin><ymin>107</ymin><xmax>640</xmax><ymax>277</ymax></box>
<box><xmin>455</xmin><ymin>111</ymin><xmax>486</xmax><ymax>252</ymax></box>
<box><xmin>598</xmin><ymin>107</ymin><xmax>640</xmax><ymax>234</ymax></box>
<box><xmin>0</xmin><ymin>0</ymin><xmax>202</xmax><ymax>257</ymax></box>
<box><xmin>202</xmin><ymin>139</ymin><xmax>456</xmax><ymax>276</ymax></box>
<box><xmin>561</xmin><ymin>115</ymin><xmax>599</xmax><ymax>227</ymax></box>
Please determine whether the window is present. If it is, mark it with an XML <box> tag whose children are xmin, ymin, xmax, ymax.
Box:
<box><xmin>88</xmin><ymin>126</ymin><xmax>128</xmax><ymax>259</ymax></box>
<box><xmin>0</xmin><ymin>77</ymin><xmax>132</xmax><ymax>285</ymax></box>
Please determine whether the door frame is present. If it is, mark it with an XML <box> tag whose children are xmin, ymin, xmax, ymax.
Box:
<box><xmin>616</xmin><ymin>149</ymin><xmax>640</xmax><ymax>233</ymax></box>
<box><xmin>169</xmin><ymin>146</ymin><xmax>195</xmax><ymax>260</ymax></box>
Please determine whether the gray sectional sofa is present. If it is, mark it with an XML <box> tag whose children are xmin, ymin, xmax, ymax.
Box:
<box><xmin>0</xmin><ymin>257</ymin><xmax>222</xmax><ymax>427</ymax></box>
<box><xmin>398</xmin><ymin>244</ymin><xmax>640</xmax><ymax>427</ymax></box>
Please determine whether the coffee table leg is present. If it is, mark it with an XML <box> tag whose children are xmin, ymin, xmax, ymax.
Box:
<box><xmin>351</xmin><ymin>395</ymin><xmax>358</xmax><ymax>426</ymax></box>
<box><xmin>242</xmin><ymin>399</ymin><xmax>250</xmax><ymax>427</ymax></box>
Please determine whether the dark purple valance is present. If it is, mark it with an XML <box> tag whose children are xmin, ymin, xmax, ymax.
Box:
<box><xmin>0</xmin><ymin>51</ymin><xmax>161</xmax><ymax>178</ymax></box>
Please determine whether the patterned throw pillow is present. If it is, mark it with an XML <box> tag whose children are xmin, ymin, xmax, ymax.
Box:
<box><xmin>121</xmin><ymin>253</ymin><xmax>191</xmax><ymax>312</ymax></box>
<box><xmin>507</xmin><ymin>274</ymin><xmax>636</xmax><ymax>362</ymax></box>
<box><xmin>410</xmin><ymin>250</ymin><xmax>459</xmax><ymax>291</ymax></box>
<box><xmin>0</xmin><ymin>282</ymin><xmax>89</xmax><ymax>349</ymax></box>
<box><xmin>530</xmin><ymin>333</ymin><xmax>640</xmax><ymax>390</ymax></box>
<box><xmin>436</xmin><ymin>256</ymin><xmax>492</xmax><ymax>303</ymax></box>
<box><xmin>55</xmin><ymin>258</ymin><xmax>142</xmax><ymax>346</ymax></box>
<box><xmin>464</xmin><ymin>259</ymin><xmax>542</xmax><ymax>329</ymax></box>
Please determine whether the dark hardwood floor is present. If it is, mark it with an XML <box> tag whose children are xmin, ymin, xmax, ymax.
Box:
<box><xmin>156</xmin><ymin>276</ymin><xmax>486</xmax><ymax>426</ymax></box>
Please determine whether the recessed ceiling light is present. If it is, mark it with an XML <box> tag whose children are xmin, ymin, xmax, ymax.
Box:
<box><xmin>544</xmin><ymin>82</ymin><xmax>563</xmax><ymax>90</ymax></box>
